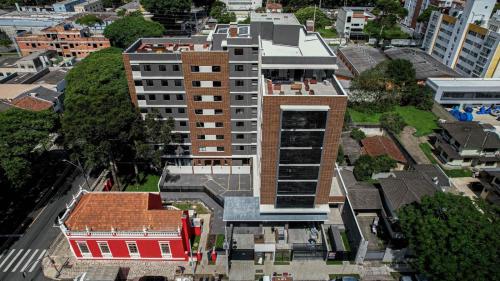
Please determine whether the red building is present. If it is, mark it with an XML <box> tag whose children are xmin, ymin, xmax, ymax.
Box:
<box><xmin>16</xmin><ymin>23</ymin><xmax>110</xmax><ymax>59</ymax></box>
<box><xmin>59</xmin><ymin>190</ymin><xmax>194</xmax><ymax>261</ymax></box>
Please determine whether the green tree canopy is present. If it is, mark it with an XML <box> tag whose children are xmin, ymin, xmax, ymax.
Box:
<box><xmin>353</xmin><ymin>154</ymin><xmax>397</xmax><ymax>180</ymax></box>
<box><xmin>294</xmin><ymin>6</ymin><xmax>331</xmax><ymax>29</ymax></box>
<box><xmin>386</xmin><ymin>59</ymin><xmax>415</xmax><ymax>86</ymax></box>
<box><xmin>75</xmin><ymin>14</ymin><xmax>104</xmax><ymax>27</ymax></box>
<box><xmin>140</xmin><ymin>0</ymin><xmax>192</xmax><ymax>14</ymax></box>
<box><xmin>417</xmin><ymin>5</ymin><xmax>438</xmax><ymax>23</ymax></box>
<box><xmin>104</xmin><ymin>14</ymin><xmax>164</xmax><ymax>49</ymax></box>
<box><xmin>350</xmin><ymin>128</ymin><xmax>366</xmax><ymax>141</ymax></box>
<box><xmin>364</xmin><ymin>0</ymin><xmax>408</xmax><ymax>40</ymax></box>
<box><xmin>210</xmin><ymin>1</ymin><xmax>236</xmax><ymax>24</ymax></box>
<box><xmin>398</xmin><ymin>192</ymin><xmax>500</xmax><ymax>281</ymax></box>
<box><xmin>380</xmin><ymin>112</ymin><xmax>406</xmax><ymax>134</ymax></box>
<box><xmin>0</xmin><ymin>109</ymin><xmax>57</xmax><ymax>188</ymax></box>
<box><xmin>61</xmin><ymin>48</ymin><xmax>139</xmax><ymax>170</ymax></box>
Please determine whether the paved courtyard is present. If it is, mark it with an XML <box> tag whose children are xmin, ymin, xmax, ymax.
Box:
<box><xmin>161</xmin><ymin>173</ymin><xmax>253</xmax><ymax>198</ymax></box>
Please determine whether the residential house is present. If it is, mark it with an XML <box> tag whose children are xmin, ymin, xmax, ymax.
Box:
<box><xmin>0</xmin><ymin>84</ymin><xmax>64</xmax><ymax>112</ymax></box>
<box><xmin>335</xmin><ymin>7</ymin><xmax>375</xmax><ymax>40</ymax></box>
<box><xmin>477</xmin><ymin>169</ymin><xmax>500</xmax><ymax>205</ymax></box>
<box><xmin>361</xmin><ymin>136</ymin><xmax>407</xmax><ymax>170</ymax></box>
<box><xmin>434</xmin><ymin>121</ymin><xmax>500</xmax><ymax>168</ymax></box>
<box><xmin>59</xmin><ymin>191</ymin><xmax>194</xmax><ymax>260</ymax></box>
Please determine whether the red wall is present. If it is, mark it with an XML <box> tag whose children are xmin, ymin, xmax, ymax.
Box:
<box><xmin>69</xmin><ymin>236</ymin><xmax>187</xmax><ymax>260</ymax></box>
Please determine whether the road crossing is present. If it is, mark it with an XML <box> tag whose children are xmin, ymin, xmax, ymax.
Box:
<box><xmin>0</xmin><ymin>248</ymin><xmax>47</xmax><ymax>274</ymax></box>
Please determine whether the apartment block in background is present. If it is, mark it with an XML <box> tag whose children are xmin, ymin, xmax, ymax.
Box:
<box><xmin>123</xmin><ymin>13</ymin><xmax>347</xmax><ymax>220</ymax></box>
<box><xmin>422</xmin><ymin>0</ymin><xmax>500</xmax><ymax>77</ymax></box>
<box><xmin>74</xmin><ymin>0</ymin><xmax>104</xmax><ymax>12</ymax></box>
<box><xmin>335</xmin><ymin>7</ymin><xmax>375</xmax><ymax>40</ymax></box>
<box><xmin>52</xmin><ymin>0</ymin><xmax>85</xmax><ymax>12</ymax></box>
<box><xmin>16</xmin><ymin>23</ymin><xmax>110</xmax><ymax>59</ymax></box>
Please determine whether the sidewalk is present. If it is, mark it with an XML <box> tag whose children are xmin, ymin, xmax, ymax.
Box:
<box><xmin>192</xmin><ymin>213</ymin><xmax>228</xmax><ymax>276</ymax></box>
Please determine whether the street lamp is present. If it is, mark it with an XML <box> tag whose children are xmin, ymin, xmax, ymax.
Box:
<box><xmin>62</xmin><ymin>159</ymin><xmax>91</xmax><ymax>190</ymax></box>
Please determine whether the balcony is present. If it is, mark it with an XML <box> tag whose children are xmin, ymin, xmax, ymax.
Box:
<box><xmin>265</xmin><ymin>78</ymin><xmax>339</xmax><ymax>96</ymax></box>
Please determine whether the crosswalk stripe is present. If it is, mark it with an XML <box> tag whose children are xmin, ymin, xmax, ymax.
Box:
<box><xmin>12</xmin><ymin>249</ymin><xmax>31</xmax><ymax>272</ymax></box>
<box><xmin>0</xmin><ymin>249</ymin><xmax>15</xmax><ymax>270</ymax></box>
<box><xmin>3</xmin><ymin>249</ymin><xmax>23</xmax><ymax>272</ymax></box>
<box><xmin>28</xmin><ymin>249</ymin><xmax>46</xmax><ymax>273</ymax></box>
<box><xmin>20</xmin><ymin>249</ymin><xmax>39</xmax><ymax>272</ymax></box>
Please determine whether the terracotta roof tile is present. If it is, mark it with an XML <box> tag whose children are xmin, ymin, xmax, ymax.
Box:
<box><xmin>11</xmin><ymin>96</ymin><xmax>53</xmax><ymax>111</ymax></box>
<box><xmin>266</xmin><ymin>3</ymin><xmax>282</xmax><ymax>9</ymax></box>
<box><xmin>361</xmin><ymin>136</ymin><xmax>406</xmax><ymax>163</ymax></box>
<box><xmin>65</xmin><ymin>192</ymin><xmax>183</xmax><ymax>232</ymax></box>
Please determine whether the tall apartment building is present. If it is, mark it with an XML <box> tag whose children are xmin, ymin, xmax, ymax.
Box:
<box><xmin>403</xmin><ymin>0</ymin><xmax>431</xmax><ymax>31</ymax></box>
<box><xmin>123</xmin><ymin>13</ymin><xmax>347</xmax><ymax>218</ymax></box>
<box><xmin>16</xmin><ymin>23</ymin><xmax>110</xmax><ymax>59</ymax></box>
<box><xmin>336</xmin><ymin>7</ymin><xmax>375</xmax><ymax>40</ymax></box>
<box><xmin>52</xmin><ymin>0</ymin><xmax>85</xmax><ymax>12</ymax></box>
<box><xmin>422</xmin><ymin>0</ymin><xmax>500</xmax><ymax>78</ymax></box>
<box><xmin>74</xmin><ymin>0</ymin><xmax>104</xmax><ymax>13</ymax></box>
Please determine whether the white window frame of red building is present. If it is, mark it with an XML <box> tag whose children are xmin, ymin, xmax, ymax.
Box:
<box><xmin>126</xmin><ymin>241</ymin><xmax>140</xmax><ymax>258</ymax></box>
<box><xmin>76</xmin><ymin>241</ymin><xmax>92</xmax><ymax>258</ymax></box>
<box><xmin>97</xmin><ymin>241</ymin><xmax>112</xmax><ymax>258</ymax></box>
<box><xmin>159</xmin><ymin>241</ymin><xmax>172</xmax><ymax>259</ymax></box>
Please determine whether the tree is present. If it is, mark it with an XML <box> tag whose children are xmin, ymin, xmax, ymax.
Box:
<box><xmin>417</xmin><ymin>5</ymin><xmax>438</xmax><ymax>23</ymax></box>
<box><xmin>76</xmin><ymin>14</ymin><xmax>104</xmax><ymax>27</ymax></box>
<box><xmin>294</xmin><ymin>6</ymin><xmax>331</xmax><ymax>29</ymax></box>
<box><xmin>104</xmin><ymin>14</ymin><xmax>164</xmax><ymax>49</ymax></box>
<box><xmin>350</xmin><ymin>128</ymin><xmax>366</xmax><ymax>141</ymax></box>
<box><xmin>364</xmin><ymin>0</ymin><xmax>408</xmax><ymax>41</ymax></box>
<box><xmin>61</xmin><ymin>48</ymin><xmax>139</xmax><ymax>184</ymax></box>
<box><xmin>210</xmin><ymin>1</ymin><xmax>236</xmax><ymax>24</ymax></box>
<box><xmin>401</xmin><ymin>84</ymin><xmax>434</xmax><ymax>111</ymax></box>
<box><xmin>398</xmin><ymin>192</ymin><xmax>500</xmax><ymax>281</ymax></box>
<box><xmin>239</xmin><ymin>16</ymin><xmax>251</xmax><ymax>24</ymax></box>
<box><xmin>0</xmin><ymin>30</ymin><xmax>12</xmax><ymax>47</ymax></box>
<box><xmin>140</xmin><ymin>0</ymin><xmax>192</xmax><ymax>14</ymax></box>
<box><xmin>380</xmin><ymin>112</ymin><xmax>406</xmax><ymax>134</ymax></box>
<box><xmin>0</xmin><ymin>109</ymin><xmax>57</xmax><ymax>188</ymax></box>
<box><xmin>353</xmin><ymin>154</ymin><xmax>396</xmax><ymax>180</ymax></box>
<box><xmin>386</xmin><ymin>59</ymin><xmax>415</xmax><ymax>86</ymax></box>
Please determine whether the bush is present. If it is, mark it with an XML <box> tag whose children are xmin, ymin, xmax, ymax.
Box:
<box><xmin>350</xmin><ymin>128</ymin><xmax>366</xmax><ymax>141</ymax></box>
<box><xmin>294</xmin><ymin>6</ymin><xmax>331</xmax><ymax>29</ymax></box>
<box><xmin>354</xmin><ymin>155</ymin><xmax>397</xmax><ymax>181</ymax></box>
<box><xmin>380</xmin><ymin>112</ymin><xmax>406</xmax><ymax>134</ymax></box>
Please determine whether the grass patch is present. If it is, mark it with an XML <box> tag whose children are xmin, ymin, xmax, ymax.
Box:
<box><xmin>328</xmin><ymin>274</ymin><xmax>361</xmax><ymax>279</ymax></box>
<box><xmin>273</xmin><ymin>261</ymin><xmax>290</xmax><ymax>265</ymax></box>
<box><xmin>349</xmin><ymin>106</ymin><xmax>438</xmax><ymax>136</ymax></box>
<box><xmin>419</xmin><ymin>143</ymin><xmax>472</xmax><ymax>178</ymax></box>
<box><xmin>191</xmin><ymin>235</ymin><xmax>201</xmax><ymax>252</ymax></box>
<box><xmin>326</xmin><ymin>260</ymin><xmax>343</xmax><ymax>265</ymax></box>
<box><xmin>215</xmin><ymin>234</ymin><xmax>225</xmax><ymax>249</ymax></box>
<box><xmin>172</xmin><ymin>201</ymin><xmax>210</xmax><ymax>214</ymax></box>
<box><xmin>340</xmin><ymin>231</ymin><xmax>351</xmax><ymax>252</ymax></box>
<box><xmin>124</xmin><ymin>173</ymin><xmax>159</xmax><ymax>192</ymax></box>
<box><xmin>318</xmin><ymin>28</ymin><xmax>338</xmax><ymax>38</ymax></box>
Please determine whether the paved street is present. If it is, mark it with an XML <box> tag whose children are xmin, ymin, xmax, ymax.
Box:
<box><xmin>0</xmin><ymin>171</ymin><xmax>95</xmax><ymax>281</ymax></box>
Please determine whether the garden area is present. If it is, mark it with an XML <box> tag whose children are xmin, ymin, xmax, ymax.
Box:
<box><xmin>172</xmin><ymin>201</ymin><xmax>210</xmax><ymax>214</ymax></box>
<box><xmin>124</xmin><ymin>173</ymin><xmax>160</xmax><ymax>192</ymax></box>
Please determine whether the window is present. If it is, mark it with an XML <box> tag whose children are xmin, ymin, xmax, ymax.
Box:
<box><xmin>178</xmin><ymin>108</ymin><xmax>185</xmax><ymax>113</ymax></box>
<box><xmin>236</xmin><ymin>122</ymin><xmax>244</xmax><ymax>127</ymax></box>
<box><xmin>161</xmin><ymin>107</ymin><xmax>171</xmax><ymax>114</ymax></box>
<box><xmin>174</xmin><ymin>80</ymin><xmax>182</xmax><ymax>86</ymax></box>
<box><xmin>195</xmin><ymin>109</ymin><xmax>203</xmax><ymax>114</ymax></box>
<box><xmin>235</xmin><ymin>80</ymin><xmax>244</xmax><ymax>86</ymax></box>
<box><xmin>215</xmin><ymin>109</ymin><xmax>223</xmax><ymax>115</ymax></box>
<box><xmin>236</xmin><ymin>95</ymin><xmax>244</xmax><ymax>100</ymax></box>
<box><xmin>146</xmin><ymin>80</ymin><xmax>154</xmax><ymax>86</ymax></box>
<box><xmin>217</xmin><ymin>147</ymin><xmax>224</xmax><ymax>151</ymax></box>
<box><xmin>214</xmin><ymin>96</ymin><xmax>222</xmax><ymax>101</ymax></box>
<box><xmin>212</xmin><ymin>66</ymin><xmax>221</xmax><ymax>72</ymax></box>
<box><xmin>159</xmin><ymin>65</ymin><xmax>166</xmax><ymax>71</ymax></box>
<box><xmin>159</xmin><ymin>242</ymin><xmax>171</xmax><ymax>258</ymax></box>
<box><xmin>161</xmin><ymin>80</ymin><xmax>168</xmax><ymax>86</ymax></box>
<box><xmin>251</xmin><ymin>63</ymin><xmax>258</xmax><ymax>71</ymax></box>
<box><xmin>216</xmin><ymin>135</ymin><xmax>224</xmax><ymax>140</ymax></box>
<box><xmin>235</xmin><ymin>65</ymin><xmax>244</xmax><ymax>71</ymax></box>
<box><xmin>237</xmin><ymin>146</ymin><xmax>244</xmax><ymax>151</ymax></box>
<box><xmin>234</xmin><ymin>48</ymin><xmax>243</xmax><ymax>55</ymax></box>
<box><xmin>148</xmin><ymin>94</ymin><xmax>156</xmax><ymax>100</ymax></box>
<box><xmin>194</xmin><ymin>95</ymin><xmax>202</xmax><ymax>101</ymax></box>
<box><xmin>236</xmin><ymin>108</ymin><xmax>244</xmax><ymax>115</ymax></box>
<box><xmin>191</xmin><ymin>66</ymin><xmax>200</xmax><ymax>72</ymax></box>
<box><xmin>134</xmin><ymin>80</ymin><xmax>142</xmax><ymax>86</ymax></box>
<box><xmin>251</xmin><ymin>79</ymin><xmax>258</xmax><ymax>86</ymax></box>
<box><xmin>196</xmin><ymin>122</ymin><xmax>204</xmax><ymax>128</ymax></box>
<box><xmin>179</xmin><ymin>121</ymin><xmax>187</xmax><ymax>126</ymax></box>
<box><xmin>144</xmin><ymin>65</ymin><xmax>151</xmax><ymax>71</ymax></box>
<box><xmin>252</xmin><ymin>47</ymin><xmax>258</xmax><ymax>54</ymax></box>
<box><xmin>131</xmin><ymin>65</ymin><xmax>140</xmax><ymax>71</ymax></box>
<box><xmin>126</xmin><ymin>242</ymin><xmax>140</xmax><ymax>257</ymax></box>
<box><xmin>137</xmin><ymin>95</ymin><xmax>145</xmax><ymax>100</ymax></box>
<box><xmin>236</xmin><ymin>134</ymin><xmax>244</xmax><ymax>139</ymax></box>
<box><xmin>192</xmin><ymin>81</ymin><xmax>201</xmax><ymax>87</ymax></box>
<box><xmin>140</xmin><ymin>108</ymin><xmax>148</xmax><ymax>113</ymax></box>
<box><xmin>197</xmin><ymin>135</ymin><xmax>205</xmax><ymax>140</ymax></box>
<box><xmin>163</xmin><ymin>94</ymin><xmax>170</xmax><ymax>100</ymax></box>
<box><xmin>77</xmin><ymin>241</ymin><xmax>91</xmax><ymax>257</ymax></box>
<box><xmin>213</xmin><ymin>81</ymin><xmax>222</xmax><ymax>87</ymax></box>
<box><xmin>215</xmin><ymin>122</ymin><xmax>223</xmax><ymax>127</ymax></box>
<box><xmin>172</xmin><ymin>65</ymin><xmax>180</xmax><ymax>71</ymax></box>
<box><xmin>176</xmin><ymin>94</ymin><xmax>184</xmax><ymax>100</ymax></box>
<box><xmin>98</xmin><ymin>242</ymin><xmax>112</xmax><ymax>258</ymax></box>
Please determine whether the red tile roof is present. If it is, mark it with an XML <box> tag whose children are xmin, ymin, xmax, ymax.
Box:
<box><xmin>65</xmin><ymin>193</ymin><xmax>184</xmax><ymax>232</ymax></box>
<box><xmin>361</xmin><ymin>136</ymin><xmax>407</xmax><ymax>164</ymax></box>
<box><xmin>11</xmin><ymin>96</ymin><xmax>53</xmax><ymax>111</ymax></box>
<box><xmin>266</xmin><ymin>3</ymin><xmax>282</xmax><ymax>9</ymax></box>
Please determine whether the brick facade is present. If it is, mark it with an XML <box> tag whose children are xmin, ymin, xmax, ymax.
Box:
<box><xmin>123</xmin><ymin>54</ymin><xmax>138</xmax><ymax>106</ymax></box>
<box><xmin>259</xmin><ymin>95</ymin><xmax>348</xmax><ymax>205</ymax></box>
<box><xmin>181</xmin><ymin>51</ymin><xmax>233</xmax><ymax>158</ymax></box>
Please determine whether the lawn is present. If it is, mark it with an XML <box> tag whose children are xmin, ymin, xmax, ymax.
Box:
<box><xmin>191</xmin><ymin>235</ymin><xmax>201</xmax><ymax>251</ymax></box>
<box><xmin>215</xmin><ymin>234</ymin><xmax>225</xmax><ymax>249</ymax></box>
<box><xmin>318</xmin><ymin>28</ymin><xmax>338</xmax><ymax>38</ymax></box>
<box><xmin>349</xmin><ymin>106</ymin><xmax>439</xmax><ymax>136</ymax></box>
<box><xmin>419</xmin><ymin>143</ymin><xmax>473</xmax><ymax>178</ymax></box>
<box><xmin>124</xmin><ymin>173</ymin><xmax>160</xmax><ymax>192</ymax></box>
<box><xmin>172</xmin><ymin>201</ymin><xmax>210</xmax><ymax>214</ymax></box>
